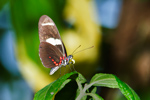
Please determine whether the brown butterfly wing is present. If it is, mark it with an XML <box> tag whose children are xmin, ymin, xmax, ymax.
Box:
<box><xmin>38</xmin><ymin>15</ymin><xmax>67</xmax><ymax>56</ymax></box>
<box><xmin>39</xmin><ymin>42</ymin><xmax>63</xmax><ymax>68</ymax></box>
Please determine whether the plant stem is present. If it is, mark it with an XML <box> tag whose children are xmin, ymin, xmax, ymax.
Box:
<box><xmin>75</xmin><ymin>79</ymin><xmax>93</xmax><ymax>100</ymax></box>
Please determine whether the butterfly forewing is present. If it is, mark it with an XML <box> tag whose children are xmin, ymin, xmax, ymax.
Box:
<box><xmin>38</xmin><ymin>15</ymin><xmax>60</xmax><ymax>42</ymax></box>
<box><xmin>38</xmin><ymin>15</ymin><xmax>66</xmax><ymax>56</ymax></box>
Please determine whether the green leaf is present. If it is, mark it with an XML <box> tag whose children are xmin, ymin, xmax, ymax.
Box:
<box><xmin>59</xmin><ymin>79</ymin><xmax>71</xmax><ymax>90</ymax></box>
<box><xmin>86</xmin><ymin>93</ymin><xmax>104</xmax><ymax>100</ymax></box>
<box><xmin>34</xmin><ymin>71</ymin><xmax>78</xmax><ymax>100</ymax></box>
<box><xmin>116</xmin><ymin>77</ymin><xmax>140</xmax><ymax>100</ymax></box>
<box><xmin>75</xmin><ymin>73</ymin><xmax>87</xmax><ymax>99</ymax></box>
<box><xmin>89</xmin><ymin>73</ymin><xmax>140</xmax><ymax>100</ymax></box>
<box><xmin>76</xmin><ymin>72</ymin><xmax>87</xmax><ymax>83</ymax></box>
<box><xmin>91</xmin><ymin>87</ymin><xmax>97</xmax><ymax>93</ymax></box>
<box><xmin>55</xmin><ymin>80</ymin><xmax>78</xmax><ymax>100</ymax></box>
<box><xmin>89</xmin><ymin>73</ymin><xmax>119</xmax><ymax>88</ymax></box>
<box><xmin>34</xmin><ymin>72</ymin><xmax>140</xmax><ymax>100</ymax></box>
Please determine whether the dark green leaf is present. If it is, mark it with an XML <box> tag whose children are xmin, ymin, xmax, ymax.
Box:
<box><xmin>89</xmin><ymin>73</ymin><xmax>119</xmax><ymax>88</ymax></box>
<box><xmin>34</xmin><ymin>71</ymin><xmax>78</xmax><ymax>100</ymax></box>
<box><xmin>34</xmin><ymin>72</ymin><xmax>140</xmax><ymax>100</ymax></box>
<box><xmin>76</xmin><ymin>72</ymin><xmax>87</xmax><ymax>83</ymax></box>
<box><xmin>116</xmin><ymin>77</ymin><xmax>140</xmax><ymax>100</ymax></box>
<box><xmin>89</xmin><ymin>73</ymin><xmax>140</xmax><ymax>100</ymax></box>
<box><xmin>91</xmin><ymin>87</ymin><xmax>97</xmax><ymax>93</ymax></box>
<box><xmin>55</xmin><ymin>80</ymin><xmax>78</xmax><ymax>100</ymax></box>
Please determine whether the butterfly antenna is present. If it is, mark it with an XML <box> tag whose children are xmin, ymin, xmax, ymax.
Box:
<box><xmin>73</xmin><ymin>46</ymin><xmax>94</xmax><ymax>55</ymax></box>
<box><xmin>72</xmin><ymin>45</ymin><xmax>81</xmax><ymax>55</ymax></box>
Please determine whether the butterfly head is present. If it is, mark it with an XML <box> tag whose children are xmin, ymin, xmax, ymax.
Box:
<box><xmin>68</xmin><ymin>55</ymin><xmax>73</xmax><ymax>59</ymax></box>
<box><xmin>64</xmin><ymin>55</ymin><xmax>75</xmax><ymax>65</ymax></box>
<box><xmin>69</xmin><ymin>55</ymin><xmax>75</xmax><ymax>64</ymax></box>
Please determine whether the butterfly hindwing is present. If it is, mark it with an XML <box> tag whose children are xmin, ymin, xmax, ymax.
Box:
<box><xmin>39</xmin><ymin>42</ymin><xmax>63</xmax><ymax>68</ymax></box>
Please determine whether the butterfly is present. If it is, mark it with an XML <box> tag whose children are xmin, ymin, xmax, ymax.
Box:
<box><xmin>38</xmin><ymin>15</ymin><xmax>75</xmax><ymax>75</ymax></box>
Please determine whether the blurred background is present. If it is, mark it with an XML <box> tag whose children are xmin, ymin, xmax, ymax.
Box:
<box><xmin>0</xmin><ymin>0</ymin><xmax>150</xmax><ymax>100</ymax></box>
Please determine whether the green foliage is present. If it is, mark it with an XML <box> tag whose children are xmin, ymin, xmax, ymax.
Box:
<box><xmin>34</xmin><ymin>72</ymin><xmax>140</xmax><ymax>100</ymax></box>
<box><xmin>0</xmin><ymin>0</ymin><xmax>8</xmax><ymax>10</ymax></box>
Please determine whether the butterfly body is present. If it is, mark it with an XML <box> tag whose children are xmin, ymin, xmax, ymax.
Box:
<box><xmin>50</xmin><ymin>55</ymin><xmax>75</xmax><ymax>75</ymax></box>
<box><xmin>38</xmin><ymin>15</ymin><xmax>75</xmax><ymax>75</ymax></box>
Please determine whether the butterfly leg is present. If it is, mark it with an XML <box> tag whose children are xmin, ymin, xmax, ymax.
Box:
<box><xmin>58</xmin><ymin>67</ymin><xmax>61</xmax><ymax>78</ymax></box>
<box><xmin>72</xmin><ymin>64</ymin><xmax>76</xmax><ymax>72</ymax></box>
